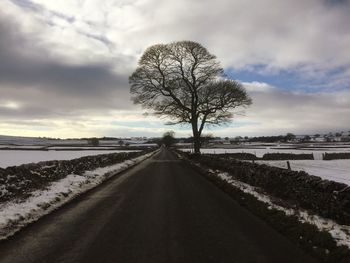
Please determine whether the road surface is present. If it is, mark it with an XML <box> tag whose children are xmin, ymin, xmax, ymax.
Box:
<box><xmin>0</xmin><ymin>148</ymin><xmax>317</xmax><ymax>262</ymax></box>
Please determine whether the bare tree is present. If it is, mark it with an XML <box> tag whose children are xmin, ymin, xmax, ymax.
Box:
<box><xmin>88</xmin><ymin>137</ymin><xmax>99</xmax><ymax>146</ymax></box>
<box><xmin>161</xmin><ymin>131</ymin><xmax>176</xmax><ymax>147</ymax></box>
<box><xmin>130</xmin><ymin>41</ymin><xmax>252</xmax><ymax>154</ymax></box>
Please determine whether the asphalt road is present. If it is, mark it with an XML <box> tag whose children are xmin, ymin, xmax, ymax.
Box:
<box><xmin>0</xmin><ymin>148</ymin><xmax>317</xmax><ymax>263</ymax></box>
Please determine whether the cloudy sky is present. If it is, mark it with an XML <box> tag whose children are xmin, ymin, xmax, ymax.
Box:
<box><xmin>0</xmin><ymin>0</ymin><xmax>349</xmax><ymax>138</ymax></box>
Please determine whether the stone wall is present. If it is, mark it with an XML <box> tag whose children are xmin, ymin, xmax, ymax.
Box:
<box><xmin>324</xmin><ymin>152</ymin><xmax>350</xmax><ymax>160</ymax></box>
<box><xmin>0</xmin><ymin>149</ymin><xmax>153</xmax><ymax>203</ymax></box>
<box><xmin>206</xmin><ymin>152</ymin><xmax>314</xmax><ymax>160</ymax></box>
<box><xmin>185</xmin><ymin>153</ymin><xmax>350</xmax><ymax>225</ymax></box>
<box><xmin>262</xmin><ymin>153</ymin><xmax>314</xmax><ymax>160</ymax></box>
<box><xmin>208</xmin><ymin>153</ymin><xmax>258</xmax><ymax>160</ymax></box>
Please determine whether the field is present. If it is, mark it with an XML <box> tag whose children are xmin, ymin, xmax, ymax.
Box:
<box><xmin>180</xmin><ymin>143</ymin><xmax>350</xmax><ymax>185</ymax></box>
<box><xmin>0</xmin><ymin>150</ymin><xmax>141</xmax><ymax>168</ymax></box>
<box><xmin>1</xmin><ymin>135</ymin><xmax>349</xmax><ymax>184</ymax></box>
<box><xmin>257</xmin><ymin>159</ymin><xmax>350</xmax><ymax>185</ymax></box>
<box><xmin>180</xmin><ymin>144</ymin><xmax>350</xmax><ymax>160</ymax></box>
<box><xmin>0</xmin><ymin>135</ymin><xmax>156</xmax><ymax>168</ymax></box>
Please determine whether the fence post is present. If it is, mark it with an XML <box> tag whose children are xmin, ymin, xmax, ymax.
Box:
<box><xmin>287</xmin><ymin>161</ymin><xmax>291</xmax><ymax>170</ymax></box>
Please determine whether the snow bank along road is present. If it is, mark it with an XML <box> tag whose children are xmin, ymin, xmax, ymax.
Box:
<box><xmin>0</xmin><ymin>148</ymin><xmax>317</xmax><ymax>263</ymax></box>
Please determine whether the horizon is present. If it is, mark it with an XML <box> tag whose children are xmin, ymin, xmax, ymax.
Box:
<box><xmin>0</xmin><ymin>0</ymin><xmax>349</xmax><ymax>138</ymax></box>
<box><xmin>1</xmin><ymin>130</ymin><xmax>349</xmax><ymax>141</ymax></box>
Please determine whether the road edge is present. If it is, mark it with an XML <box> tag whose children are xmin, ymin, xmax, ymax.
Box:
<box><xmin>174</xmin><ymin>150</ymin><xmax>350</xmax><ymax>263</ymax></box>
<box><xmin>0</xmin><ymin>149</ymin><xmax>160</xmax><ymax>241</ymax></box>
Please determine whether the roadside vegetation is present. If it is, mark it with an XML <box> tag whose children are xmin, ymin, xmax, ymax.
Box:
<box><xmin>176</xmin><ymin>150</ymin><xmax>350</xmax><ymax>262</ymax></box>
<box><xmin>0</xmin><ymin>148</ymin><xmax>157</xmax><ymax>240</ymax></box>
<box><xmin>0</xmin><ymin>149</ymin><xmax>155</xmax><ymax>203</ymax></box>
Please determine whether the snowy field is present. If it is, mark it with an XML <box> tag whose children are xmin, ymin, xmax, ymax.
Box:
<box><xmin>257</xmin><ymin>160</ymin><xmax>350</xmax><ymax>185</ymax></box>
<box><xmin>180</xmin><ymin>147</ymin><xmax>350</xmax><ymax>185</ymax></box>
<box><xmin>0</xmin><ymin>150</ymin><xmax>140</xmax><ymax>168</ymax></box>
<box><xmin>0</xmin><ymin>135</ymin><xmax>84</xmax><ymax>146</ymax></box>
<box><xmin>180</xmin><ymin>147</ymin><xmax>350</xmax><ymax>160</ymax></box>
<box><xmin>0</xmin><ymin>135</ymin><xmax>156</xmax><ymax>147</ymax></box>
<box><xmin>0</xmin><ymin>151</ymin><xmax>156</xmax><ymax>240</ymax></box>
<box><xmin>45</xmin><ymin>146</ymin><xmax>121</xmax><ymax>150</ymax></box>
<box><xmin>0</xmin><ymin>145</ymin><xmax>46</xmax><ymax>149</ymax></box>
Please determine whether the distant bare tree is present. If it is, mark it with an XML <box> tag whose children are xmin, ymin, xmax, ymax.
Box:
<box><xmin>285</xmin><ymin>133</ymin><xmax>296</xmax><ymax>142</ymax></box>
<box><xmin>130</xmin><ymin>41</ymin><xmax>252</xmax><ymax>154</ymax></box>
<box><xmin>118</xmin><ymin>140</ymin><xmax>124</xmax><ymax>146</ymax></box>
<box><xmin>88</xmin><ymin>137</ymin><xmax>99</xmax><ymax>146</ymax></box>
<box><xmin>161</xmin><ymin>131</ymin><xmax>176</xmax><ymax>147</ymax></box>
<box><xmin>201</xmin><ymin>133</ymin><xmax>214</xmax><ymax>146</ymax></box>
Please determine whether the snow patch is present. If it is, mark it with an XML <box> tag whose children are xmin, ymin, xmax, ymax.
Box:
<box><xmin>215</xmin><ymin>171</ymin><xmax>350</xmax><ymax>248</ymax></box>
<box><xmin>0</xmin><ymin>150</ymin><xmax>141</xmax><ymax>168</ymax></box>
<box><xmin>257</xmin><ymin>160</ymin><xmax>350</xmax><ymax>185</ymax></box>
<box><xmin>0</xmin><ymin>151</ymin><xmax>156</xmax><ymax>240</ymax></box>
<box><xmin>180</xmin><ymin>147</ymin><xmax>350</xmax><ymax>159</ymax></box>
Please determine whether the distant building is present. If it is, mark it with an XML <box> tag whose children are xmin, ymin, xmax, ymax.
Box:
<box><xmin>311</xmin><ymin>136</ymin><xmax>326</xmax><ymax>142</ymax></box>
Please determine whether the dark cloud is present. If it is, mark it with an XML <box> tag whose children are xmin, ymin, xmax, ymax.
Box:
<box><xmin>9</xmin><ymin>0</ymin><xmax>43</xmax><ymax>13</ymax></box>
<box><xmin>324</xmin><ymin>0</ymin><xmax>350</xmax><ymax>6</ymax></box>
<box><xmin>9</xmin><ymin>0</ymin><xmax>75</xmax><ymax>23</ymax></box>
<box><xmin>0</xmin><ymin>59</ymin><xmax>126</xmax><ymax>96</ymax></box>
<box><xmin>243</xmin><ymin>83</ymin><xmax>350</xmax><ymax>135</ymax></box>
<box><xmin>0</xmin><ymin>11</ymin><xmax>133</xmax><ymax>120</ymax></box>
<box><xmin>78</xmin><ymin>31</ymin><xmax>114</xmax><ymax>51</ymax></box>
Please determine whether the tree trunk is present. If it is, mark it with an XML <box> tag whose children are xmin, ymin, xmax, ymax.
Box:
<box><xmin>191</xmin><ymin>119</ymin><xmax>201</xmax><ymax>155</ymax></box>
<box><xmin>193</xmin><ymin>133</ymin><xmax>201</xmax><ymax>154</ymax></box>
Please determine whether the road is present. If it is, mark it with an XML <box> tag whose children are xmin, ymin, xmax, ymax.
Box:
<box><xmin>0</xmin><ymin>148</ymin><xmax>317</xmax><ymax>263</ymax></box>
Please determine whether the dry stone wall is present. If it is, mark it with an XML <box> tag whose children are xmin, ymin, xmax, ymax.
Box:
<box><xmin>324</xmin><ymin>152</ymin><xmax>350</xmax><ymax>160</ymax></box>
<box><xmin>0</xmin><ymin>149</ymin><xmax>153</xmax><ymax>203</ymax></box>
<box><xmin>186</xmin><ymin>153</ymin><xmax>350</xmax><ymax>225</ymax></box>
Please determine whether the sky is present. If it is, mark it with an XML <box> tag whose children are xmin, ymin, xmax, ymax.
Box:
<box><xmin>0</xmin><ymin>0</ymin><xmax>349</xmax><ymax>138</ymax></box>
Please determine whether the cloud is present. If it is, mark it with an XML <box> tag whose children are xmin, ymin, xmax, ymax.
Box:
<box><xmin>241</xmin><ymin>82</ymin><xmax>275</xmax><ymax>93</ymax></box>
<box><xmin>0</xmin><ymin>7</ymin><xmax>134</xmax><ymax>122</ymax></box>
<box><xmin>4</xmin><ymin>0</ymin><xmax>350</xmax><ymax>83</ymax></box>
<box><xmin>0</xmin><ymin>0</ymin><xmax>349</xmax><ymax>137</ymax></box>
<box><xmin>8</xmin><ymin>0</ymin><xmax>350</xmax><ymax>71</ymax></box>
<box><xmin>231</xmin><ymin>82</ymin><xmax>350</xmax><ymax>136</ymax></box>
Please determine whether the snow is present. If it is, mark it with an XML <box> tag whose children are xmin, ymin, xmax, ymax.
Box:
<box><xmin>47</xmin><ymin>145</ymin><xmax>156</xmax><ymax>150</ymax></box>
<box><xmin>46</xmin><ymin>146</ymin><xmax>124</xmax><ymax>150</ymax></box>
<box><xmin>0</xmin><ymin>151</ymin><xmax>156</xmax><ymax>240</ymax></box>
<box><xmin>257</xmin><ymin>160</ymin><xmax>350</xmax><ymax>185</ymax></box>
<box><xmin>127</xmin><ymin>143</ymin><xmax>158</xmax><ymax>147</ymax></box>
<box><xmin>180</xmin><ymin>147</ymin><xmax>350</xmax><ymax>159</ymax></box>
<box><xmin>215</xmin><ymin>171</ymin><xmax>350</xmax><ymax>249</ymax></box>
<box><xmin>0</xmin><ymin>135</ymin><xmax>85</xmax><ymax>146</ymax></box>
<box><xmin>180</xmin><ymin>146</ymin><xmax>350</xmax><ymax>185</ymax></box>
<box><xmin>0</xmin><ymin>150</ymin><xmax>141</xmax><ymax>168</ymax></box>
<box><xmin>178</xmin><ymin>150</ymin><xmax>350</xmax><ymax>249</ymax></box>
<box><xmin>0</xmin><ymin>145</ymin><xmax>46</xmax><ymax>149</ymax></box>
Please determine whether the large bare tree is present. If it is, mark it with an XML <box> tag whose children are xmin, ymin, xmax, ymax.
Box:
<box><xmin>129</xmin><ymin>41</ymin><xmax>252</xmax><ymax>154</ymax></box>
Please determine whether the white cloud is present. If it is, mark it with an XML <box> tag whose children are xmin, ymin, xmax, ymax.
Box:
<box><xmin>0</xmin><ymin>101</ymin><xmax>21</xmax><ymax>110</ymax></box>
<box><xmin>242</xmin><ymin>81</ymin><xmax>275</xmax><ymax>93</ymax></box>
